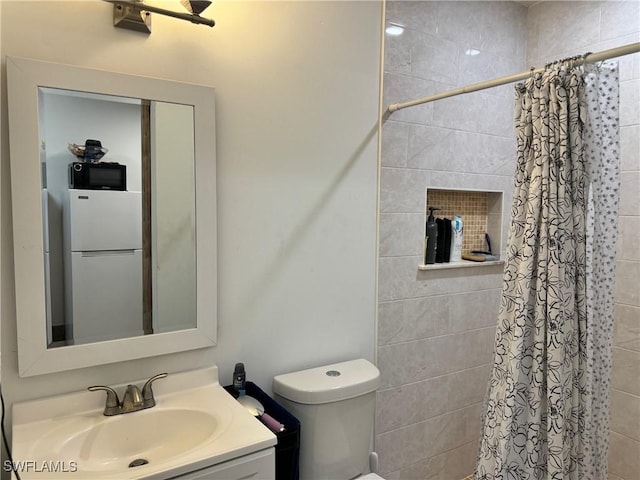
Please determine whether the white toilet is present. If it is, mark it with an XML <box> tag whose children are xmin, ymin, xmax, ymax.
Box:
<box><xmin>273</xmin><ymin>358</ymin><xmax>385</xmax><ymax>480</ymax></box>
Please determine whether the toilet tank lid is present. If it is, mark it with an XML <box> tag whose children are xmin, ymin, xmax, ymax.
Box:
<box><xmin>272</xmin><ymin>358</ymin><xmax>380</xmax><ymax>404</ymax></box>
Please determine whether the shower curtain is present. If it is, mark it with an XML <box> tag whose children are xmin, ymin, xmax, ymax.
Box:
<box><xmin>475</xmin><ymin>61</ymin><xmax>620</xmax><ymax>480</ymax></box>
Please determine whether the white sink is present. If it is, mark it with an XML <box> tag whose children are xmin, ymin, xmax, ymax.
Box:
<box><xmin>12</xmin><ymin>367</ymin><xmax>277</xmax><ymax>479</ymax></box>
<box><xmin>30</xmin><ymin>408</ymin><xmax>226</xmax><ymax>473</ymax></box>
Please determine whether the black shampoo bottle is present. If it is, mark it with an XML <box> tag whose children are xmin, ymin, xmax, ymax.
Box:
<box><xmin>425</xmin><ymin>207</ymin><xmax>440</xmax><ymax>264</ymax></box>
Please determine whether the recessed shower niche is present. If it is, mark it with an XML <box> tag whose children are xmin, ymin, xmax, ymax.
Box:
<box><xmin>420</xmin><ymin>188</ymin><xmax>504</xmax><ymax>270</ymax></box>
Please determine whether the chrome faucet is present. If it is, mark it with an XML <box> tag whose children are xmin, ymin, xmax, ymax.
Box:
<box><xmin>89</xmin><ymin>373</ymin><xmax>168</xmax><ymax>416</ymax></box>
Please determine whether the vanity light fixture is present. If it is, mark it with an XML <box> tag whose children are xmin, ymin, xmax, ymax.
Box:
<box><xmin>104</xmin><ymin>0</ymin><xmax>215</xmax><ymax>34</ymax></box>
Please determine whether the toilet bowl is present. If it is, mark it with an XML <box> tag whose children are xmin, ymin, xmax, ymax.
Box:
<box><xmin>273</xmin><ymin>359</ymin><xmax>386</xmax><ymax>480</ymax></box>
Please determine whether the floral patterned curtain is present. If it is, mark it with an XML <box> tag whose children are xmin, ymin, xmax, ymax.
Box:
<box><xmin>475</xmin><ymin>61</ymin><xmax>620</xmax><ymax>480</ymax></box>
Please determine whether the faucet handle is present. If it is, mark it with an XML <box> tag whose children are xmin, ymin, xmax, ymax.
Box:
<box><xmin>142</xmin><ymin>372</ymin><xmax>168</xmax><ymax>408</ymax></box>
<box><xmin>88</xmin><ymin>386</ymin><xmax>120</xmax><ymax>416</ymax></box>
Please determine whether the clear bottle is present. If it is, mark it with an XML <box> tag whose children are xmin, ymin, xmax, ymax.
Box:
<box><xmin>450</xmin><ymin>215</ymin><xmax>463</xmax><ymax>262</ymax></box>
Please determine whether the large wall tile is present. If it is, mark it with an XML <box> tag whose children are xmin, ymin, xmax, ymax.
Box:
<box><xmin>530</xmin><ymin>1</ymin><xmax>601</xmax><ymax>60</ymax></box>
<box><xmin>381</xmin><ymin>121</ymin><xmax>410</xmax><ymax>168</ymax></box>
<box><xmin>378</xmin><ymin>337</ymin><xmax>442</xmax><ymax>388</ymax></box>
<box><xmin>376</xmin><ymin>374</ymin><xmax>450</xmax><ymax>433</ymax></box>
<box><xmin>614</xmin><ymin>304</ymin><xmax>640</xmax><ymax>349</ymax></box>
<box><xmin>609</xmin><ymin>389</ymin><xmax>640</xmax><ymax>441</ymax></box>
<box><xmin>385</xmin><ymin>0</ymin><xmax>438</xmax><ymax>35</ymax></box>
<box><xmin>379</xmin><ymin>255</ymin><xmax>504</xmax><ymax>302</ymax></box>
<box><xmin>620</xmin><ymin>125</ymin><xmax>640</xmax><ymax>172</ymax></box>
<box><xmin>407</xmin><ymin>125</ymin><xmax>515</xmax><ymax>175</ymax></box>
<box><xmin>447</xmin><ymin>364</ymin><xmax>492</xmax><ymax>411</ymax></box>
<box><xmin>399</xmin><ymin>455</ymin><xmax>446</xmax><ymax>480</ymax></box>
<box><xmin>614</xmin><ymin>260</ymin><xmax>640</xmax><ymax>306</ymax></box>
<box><xmin>410</xmin><ymin>30</ymin><xmax>460</xmax><ymax>85</ymax></box>
<box><xmin>609</xmin><ymin>431</ymin><xmax>640</xmax><ymax>480</ymax></box>
<box><xmin>619</xmin><ymin>171</ymin><xmax>640</xmax><ymax>216</ymax></box>
<box><xmin>617</xmin><ymin>216</ymin><xmax>640</xmax><ymax>262</ymax></box>
<box><xmin>378</xmin><ymin>288</ymin><xmax>500</xmax><ymax>345</ymax></box>
<box><xmin>406</xmin><ymin>125</ymin><xmax>457</xmax><ymax>171</ymax></box>
<box><xmin>384</xmin><ymin>25</ymin><xmax>412</xmax><ymax>76</ymax></box>
<box><xmin>525</xmin><ymin>9</ymin><xmax>541</xmax><ymax>65</ymax></box>
<box><xmin>443</xmin><ymin>440</ymin><xmax>479</xmax><ymax>480</ymax></box>
<box><xmin>379</xmin><ymin>213</ymin><xmax>425</xmax><ymax>257</ymax></box>
<box><xmin>612</xmin><ymin>346</ymin><xmax>640</xmax><ymax>396</ymax></box>
<box><xmin>620</xmin><ymin>79</ymin><xmax>640</xmax><ymax>126</ymax></box>
<box><xmin>480</xmin><ymin>2</ymin><xmax>527</xmax><ymax>59</ymax></box>
<box><xmin>377</xmin><ymin>419</ymin><xmax>437</xmax><ymax>475</ymax></box>
<box><xmin>383</xmin><ymin>73</ymin><xmax>439</xmax><ymax>124</ymax></box>
<box><xmin>435</xmin><ymin>1</ymin><xmax>484</xmax><ymax>48</ymax></box>
<box><xmin>601</xmin><ymin>1</ymin><xmax>640</xmax><ymax>41</ymax></box>
<box><xmin>458</xmin><ymin>49</ymin><xmax>524</xmax><ymax>94</ymax></box>
<box><xmin>380</xmin><ymin>168</ymin><xmax>430</xmax><ymax>214</ymax></box>
<box><xmin>378</xmin><ymin>327</ymin><xmax>495</xmax><ymax>389</ymax></box>
<box><xmin>596</xmin><ymin>34</ymin><xmax>640</xmax><ymax>82</ymax></box>
<box><xmin>432</xmin><ymin>91</ymin><xmax>514</xmax><ymax>137</ymax></box>
<box><xmin>378</xmin><ymin>295</ymin><xmax>451</xmax><ymax>346</ymax></box>
<box><xmin>449</xmin><ymin>289</ymin><xmax>501</xmax><ymax>332</ymax></box>
<box><xmin>448</xmin><ymin>327</ymin><xmax>496</xmax><ymax>372</ymax></box>
<box><xmin>426</xmin><ymin>403</ymin><xmax>484</xmax><ymax>458</ymax></box>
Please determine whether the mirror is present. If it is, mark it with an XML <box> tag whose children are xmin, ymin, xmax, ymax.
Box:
<box><xmin>7</xmin><ymin>57</ymin><xmax>217</xmax><ymax>376</ymax></box>
<box><xmin>40</xmin><ymin>88</ymin><xmax>196</xmax><ymax>346</ymax></box>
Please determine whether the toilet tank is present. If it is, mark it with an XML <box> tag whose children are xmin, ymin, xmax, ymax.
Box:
<box><xmin>273</xmin><ymin>359</ymin><xmax>380</xmax><ymax>480</ymax></box>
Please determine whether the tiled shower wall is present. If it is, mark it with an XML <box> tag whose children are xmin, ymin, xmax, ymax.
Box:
<box><xmin>377</xmin><ymin>1</ymin><xmax>526</xmax><ymax>477</ymax></box>
<box><xmin>378</xmin><ymin>1</ymin><xmax>639</xmax><ymax>478</ymax></box>
<box><xmin>526</xmin><ymin>3</ymin><xmax>640</xmax><ymax>479</ymax></box>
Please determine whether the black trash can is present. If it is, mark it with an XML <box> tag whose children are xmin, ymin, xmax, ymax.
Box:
<box><xmin>225</xmin><ymin>382</ymin><xmax>300</xmax><ymax>480</ymax></box>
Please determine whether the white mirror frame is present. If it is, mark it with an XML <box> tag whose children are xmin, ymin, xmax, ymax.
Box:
<box><xmin>7</xmin><ymin>56</ymin><xmax>217</xmax><ymax>377</ymax></box>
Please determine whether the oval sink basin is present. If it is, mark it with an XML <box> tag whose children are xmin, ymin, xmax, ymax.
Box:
<box><xmin>31</xmin><ymin>407</ymin><xmax>228</xmax><ymax>473</ymax></box>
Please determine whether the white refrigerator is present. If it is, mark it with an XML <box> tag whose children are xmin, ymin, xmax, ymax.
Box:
<box><xmin>63</xmin><ymin>189</ymin><xmax>143</xmax><ymax>345</ymax></box>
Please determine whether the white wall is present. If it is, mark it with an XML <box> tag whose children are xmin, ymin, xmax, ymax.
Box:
<box><xmin>0</xmin><ymin>0</ymin><xmax>382</xmax><ymax>428</ymax></box>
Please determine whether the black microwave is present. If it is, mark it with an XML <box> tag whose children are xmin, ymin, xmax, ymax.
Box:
<box><xmin>69</xmin><ymin>162</ymin><xmax>127</xmax><ymax>191</ymax></box>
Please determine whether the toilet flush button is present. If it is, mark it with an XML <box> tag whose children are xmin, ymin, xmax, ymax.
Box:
<box><xmin>326</xmin><ymin>370</ymin><xmax>341</xmax><ymax>377</ymax></box>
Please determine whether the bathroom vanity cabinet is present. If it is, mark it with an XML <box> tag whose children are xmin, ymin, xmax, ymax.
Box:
<box><xmin>170</xmin><ymin>448</ymin><xmax>274</xmax><ymax>480</ymax></box>
<box><xmin>11</xmin><ymin>367</ymin><xmax>277</xmax><ymax>480</ymax></box>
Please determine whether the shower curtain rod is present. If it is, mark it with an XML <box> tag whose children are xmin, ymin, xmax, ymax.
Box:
<box><xmin>386</xmin><ymin>42</ymin><xmax>640</xmax><ymax>114</ymax></box>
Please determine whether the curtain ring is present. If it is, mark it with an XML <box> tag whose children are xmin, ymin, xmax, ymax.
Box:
<box><xmin>572</xmin><ymin>54</ymin><xmax>581</xmax><ymax>67</ymax></box>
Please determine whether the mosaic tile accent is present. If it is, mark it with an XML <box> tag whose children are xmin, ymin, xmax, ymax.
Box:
<box><xmin>426</xmin><ymin>189</ymin><xmax>489</xmax><ymax>254</ymax></box>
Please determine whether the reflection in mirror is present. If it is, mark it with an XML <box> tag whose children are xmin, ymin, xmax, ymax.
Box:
<box><xmin>39</xmin><ymin>88</ymin><xmax>196</xmax><ymax>348</ymax></box>
<box><xmin>8</xmin><ymin>56</ymin><xmax>216</xmax><ymax>377</ymax></box>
